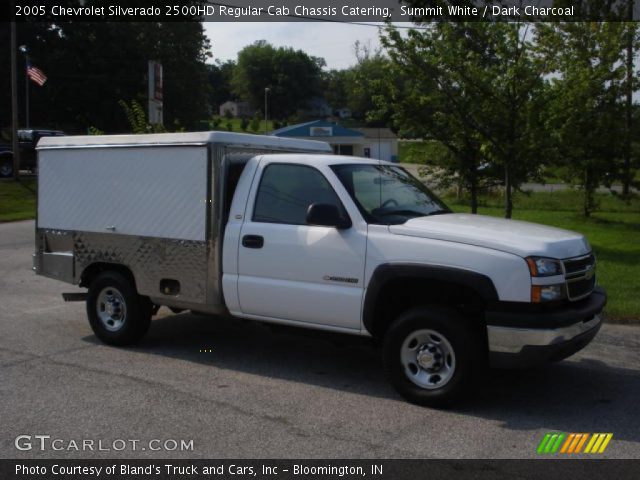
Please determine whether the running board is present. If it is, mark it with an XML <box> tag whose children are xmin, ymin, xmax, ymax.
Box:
<box><xmin>62</xmin><ymin>292</ymin><xmax>87</xmax><ymax>302</ymax></box>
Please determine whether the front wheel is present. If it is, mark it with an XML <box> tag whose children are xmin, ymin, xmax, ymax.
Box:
<box><xmin>383</xmin><ymin>306</ymin><xmax>483</xmax><ymax>407</ymax></box>
<box><xmin>86</xmin><ymin>271</ymin><xmax>152</xmax><ymax>346</ymax></box>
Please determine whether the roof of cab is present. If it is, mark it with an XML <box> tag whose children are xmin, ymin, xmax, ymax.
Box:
<box><xmin>37</xmin><ymin>131</ymin><xmax>332</xmax><ymax>152</ymax></box>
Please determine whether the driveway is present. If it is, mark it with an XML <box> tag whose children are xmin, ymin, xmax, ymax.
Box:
<box><xmin>1</xmin><ymin>220</ymin><xmax>639</xmax><ymax>459</ymax></box>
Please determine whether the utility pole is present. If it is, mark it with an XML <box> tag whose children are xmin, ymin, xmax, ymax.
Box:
<box><xmin>10</xmin><ymin>16</ymin><xmax>21</xmax><ymax>180</ymax></box>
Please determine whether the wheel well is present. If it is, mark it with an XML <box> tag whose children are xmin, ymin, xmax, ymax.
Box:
<box><xmin>368</xmin><ymin>277</ymin><xmax>487</xmax><ymax>339</ymax></box>
<box><xmin>80</xmin><ymin>263</ymin><xmax>137</xmax><ymax>291</ymax></box>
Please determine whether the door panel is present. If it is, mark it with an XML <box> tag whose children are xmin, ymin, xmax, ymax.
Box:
<box><xmin>237</xmin><ymin>162</ymin><xmax>366</xmax><ymax>330</ymax></box>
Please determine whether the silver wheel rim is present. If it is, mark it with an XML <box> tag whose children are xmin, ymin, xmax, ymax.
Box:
<box><xmin>400</xmin><ymin>329</ymin><xmax>456</xmax><ymax>390</ymax></box>
<box><xmin>0</xmin><ymin>162</ymin><xmax>12</xmax><ymax>176</ymax></box>
<box><xmin>96</xmin><ymin>287</ymin><xmax>127</xmax><ymax>332</ymax></box>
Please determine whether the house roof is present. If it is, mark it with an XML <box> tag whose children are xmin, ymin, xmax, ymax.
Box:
<box><xmin>271</xmin><ymin>120</ymin><xmax>364</xmax><ymax>138</ymax></box>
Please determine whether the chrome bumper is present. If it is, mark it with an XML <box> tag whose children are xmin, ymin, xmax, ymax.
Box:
<box><xmin>487</xmin><ymin>315</ymin><xmax>601</xmax><ymax>354</ymax></box>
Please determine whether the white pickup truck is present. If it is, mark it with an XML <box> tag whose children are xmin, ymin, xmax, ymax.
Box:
<box><xmin>35</xmin><ymin>132</ymin><xmax>606</xmax><ymax>406</ymax></box>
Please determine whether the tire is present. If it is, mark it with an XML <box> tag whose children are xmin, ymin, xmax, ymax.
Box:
<box><xmin>86</xmin><ymin>271</ymin><xmax>152</xmax><ymax>346</ymax></box>
<box><xmin>383</xmin><ymin>306</ymin><xmax>483</xmax><ymax>407</ymax></box>
<box><xmin>0</xmin><ymin>156</ymin><xmax>13</xmax><ymax>178</ymax></box>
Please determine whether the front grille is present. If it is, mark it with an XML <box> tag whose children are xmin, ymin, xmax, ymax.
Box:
<box><xmin>563</xmin><ymin>254</ymin><xmax>596</xmax><ymax>300</ymax></box>
<box><xmin>564</xmin><ymin>254</ymin><xmax>595</xmax><ymax>276</ymax></box>
<box><xmin>567</xmin><ymin>276</ymin><xmax>596</xmax><ymax>299</ymax></box>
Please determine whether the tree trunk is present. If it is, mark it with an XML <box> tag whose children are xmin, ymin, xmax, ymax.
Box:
<box><xmin>504</xmin><ymin>163</ymin><xmax>513</xmax><ymax>219</ymax></box>
<box><xmin>583</xmin><ymin>191</ymin><xmax>592</xmax><ymax>218</ymax></box>
<box><xmin>623</xmin><ymin>2</ymin><xmax>633</xmax><ymax>197</ymax></box>
<box><xmin>583</xmin><ymin>167</ymin><xmax>594</xmax><ymax>217</ymax></box>
<box><xmin>469</xmin><ymin>164</ymin><xmax>478</xmax><ymax>214</ymax></box>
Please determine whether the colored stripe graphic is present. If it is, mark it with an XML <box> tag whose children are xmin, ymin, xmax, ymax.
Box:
<box><xmin>538</xmin><ymin>433</ymin><xmax>613</xmax><ymax>454</ymax></box>
<box><xmin>550</xmin><ymin>433</ymin><xmax>565</xmax><ymax>453</ymax></box>
<box><xmin>584</xmin><ymin>434</ymin><xmax>598</xmax><ymax>453</ymax></box>
<box><xmin>585</xmin><ymin>433</ymin><xmax>614</xmax><ymax>454</ymax></box>
<box><xmin>560</xmin><ymin>433</ymin><xmax>575</xmax><ymax>453</ymax></box>
<box><xmin>563</xmin><ymin>433</ymin><xmax>587</xmax><ymax>454</ymax></box>
<box><xmin>574</xmin><ymin>433</ymin><xmax>589</xmax><ymax>453</ymax></box>
<box><xmin>537</xmin><ymin>433</ymin><xmax>553</xmax><ymax>454</ymax></box>
<box><xmin>537</xmin><ymin>433</ymin><xmax>565</xmax><ymax>454</ymax></box>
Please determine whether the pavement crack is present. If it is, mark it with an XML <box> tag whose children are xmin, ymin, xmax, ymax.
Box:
<box><xmin>11</xmin><ymin>352</ymin><xmax>405</xmax><ymax>455</ymax></box>
<box><xmin>0</xmin><ymin>344</ymin><xmax>95</xmax><ymax>368</ymax></box>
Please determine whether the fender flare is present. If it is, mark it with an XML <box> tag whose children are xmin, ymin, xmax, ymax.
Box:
<box><xmin>363</xmin><ymin>263</ymin><xmax>499</xmax><ymax>336</ymax></box>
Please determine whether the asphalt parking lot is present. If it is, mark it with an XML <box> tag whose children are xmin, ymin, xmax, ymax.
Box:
<box><xmin>1</xmin><ymin>220</ymin><xmax>639</xmax><ymax>459</ymax></box>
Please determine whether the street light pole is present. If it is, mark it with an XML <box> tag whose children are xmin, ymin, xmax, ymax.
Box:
<box><xmin>264</xmin><ymin>87</ymin><xmax>270</xmax><ymax>135</ymax></box>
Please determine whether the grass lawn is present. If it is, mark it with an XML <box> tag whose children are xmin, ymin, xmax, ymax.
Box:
<box><xmin>0</xmin><ymin>179</ymin><xmax>36</xmax><ymax>222</ymax></box>
<box><xmin>444</xmin><ymin>192</ymin><xmax>640</xmax><ymax>321</ymax></box>
<box><xmin>205</xmin><ymin>116</ymin><xmax>275</xmax><ymax>134</ymax></box>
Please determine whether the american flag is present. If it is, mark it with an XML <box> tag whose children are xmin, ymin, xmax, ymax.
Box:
<box><xmin>26</xmin><ymin>63</ymin><xmax>47</xmax><ymax>86</ymax></box>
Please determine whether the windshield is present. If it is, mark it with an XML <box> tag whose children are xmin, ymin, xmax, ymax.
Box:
<box><xmin>331</xmin><ymin>164</ymin><xmax>451</xmax><ymax>225</ymax></box>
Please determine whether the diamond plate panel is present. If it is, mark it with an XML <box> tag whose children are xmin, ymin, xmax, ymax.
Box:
<box><xmin>41</xmin><ymin>230</ymin><xmax>208</xmax><ymax>304</ymax></box>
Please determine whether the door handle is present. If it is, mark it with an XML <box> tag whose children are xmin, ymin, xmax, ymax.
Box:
<box><xmin>242</xmin><ymin>235</ymin><xmax>264</xmax><ymax>249</ymax></box>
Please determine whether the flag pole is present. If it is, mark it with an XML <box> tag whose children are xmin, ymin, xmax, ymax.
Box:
<box><xmin>10</xmin><ymin>18</ymin><xmax>21</xmax><ymax>179</ymax></box>
<box><xmin>24</xmin><ymin>49</ymin><xmax>29</xmax><ymax>128</ymax></box>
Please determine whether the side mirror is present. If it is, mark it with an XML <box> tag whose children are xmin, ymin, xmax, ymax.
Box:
<box><xmin>306</xmin><ymin>203</ymin><xmax>352</xmax><ymax>229</ymax></box>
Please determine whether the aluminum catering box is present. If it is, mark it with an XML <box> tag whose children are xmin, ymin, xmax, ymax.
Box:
<box><xmin>34</xmin><ymin>131</ymin><xmax>332</xmax><ymax>313</ymax></box>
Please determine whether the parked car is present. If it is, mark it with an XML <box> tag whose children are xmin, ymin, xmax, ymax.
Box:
<box><xmin>0</xmin><ymin>129</ymin><xmax>65</xmax><ymax>177</ymax></box>
<box><xmin>34</xmin><ymin>132</ymin><xmax>606</xmax><ymax>407</ymax></box>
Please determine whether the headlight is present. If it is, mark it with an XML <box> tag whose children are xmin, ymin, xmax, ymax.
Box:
<box><xmin>525</xmin><ymin>256</ymin><xmax>563</xmax><ymax>277</ymax></box>
<box><xmin>531</xmin><ymin>284</ymin><xmax>565</xmax><ymax>302</ymax></box>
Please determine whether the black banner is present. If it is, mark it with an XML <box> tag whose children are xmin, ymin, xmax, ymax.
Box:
<box><xmin>3</xmin><ymin>459</ymin><xmax>640</xmax><ymax>480</ymax></box>
<box><xmin>4</xmin><ymin>0</ymin><xmax>640</xmax><ymax>23</ymax></box>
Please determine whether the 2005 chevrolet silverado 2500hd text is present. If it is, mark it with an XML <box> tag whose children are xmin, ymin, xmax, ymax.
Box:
<box><xmin>34</xmin><ymin>132</ymin><xmax>606</xmax><ymax>406</ymax></box>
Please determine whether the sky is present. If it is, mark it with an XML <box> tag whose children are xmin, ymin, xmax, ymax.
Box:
<box><xmin>203</xmin><ymin>22</ymin><xmax>389</xmax><ymax>70</ymax></box>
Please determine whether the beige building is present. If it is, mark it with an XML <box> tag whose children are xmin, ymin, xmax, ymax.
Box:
<box><xmin>353</xmin><ymin>128</ymin><xmax>399</xmax><ymax>162</ymax></box>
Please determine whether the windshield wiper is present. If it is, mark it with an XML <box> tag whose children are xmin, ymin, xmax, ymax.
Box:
<box><xmin>377</xmin><ymin>209</ymin><xmax>427</xmax><ymax>217</ymax></box>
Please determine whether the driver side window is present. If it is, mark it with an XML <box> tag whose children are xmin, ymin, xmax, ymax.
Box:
<box><xmin>253</xmin><ymin>164</ymin><xmax>342</xmax><ymax>225</ymax></box>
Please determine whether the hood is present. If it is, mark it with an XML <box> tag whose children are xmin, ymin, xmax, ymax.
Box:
<box><xmin>389</xmin><ymin>213</ymin><xmax>590</xmax><ymax>259</ymax></box>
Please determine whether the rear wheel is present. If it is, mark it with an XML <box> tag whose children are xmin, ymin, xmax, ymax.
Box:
<box><xmin>86</xmin><ymin>271</ymin><xmax>152</xmax><ymax>345</ymax></box>
<box><xmin>383</xmin><ymin>306</ymin><xmax>483</xmax><ymax>407</ymax></box>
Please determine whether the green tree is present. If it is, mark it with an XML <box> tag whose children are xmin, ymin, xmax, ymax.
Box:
<box><xmin>232</xmin><ymin>40</ymin><xmax>324</xmax><ymax>119</ymax></box>
<box><xmin>207</xmin><ymin>60</ymin><xmax>236</xmax><ymax>112</ymax></box>
<box><xmin>2</xmin><ymin>4</ymin><xmax>211</xmax><ymax>134</ymax></box>
<box><xmin>344</xmin><ymin>42</ymin><xmax>394</xmax><ymax>126</ymax></box>
<box><xmin>536</xmin><ymin>22</ymin><xmax>628</xmax><ymax>216</ymax></box>
<box><xmin>119</xmin><ymin>100</ymin><xmax>165</xmax><ymax>134</ymax></box>
<box><xmin>321</xmin><ymin>69</ymin><xmax>349</xmax><ymax>113</ymax></box>
<box><xmin>380</xmin><ymin>22</ymin><xmax>547</xmax><ymax>217</ymax></box>
<box><xmin>375</xmin><ymin>28</ymin><xmax>494</xmax><ymax>213</ymax></box>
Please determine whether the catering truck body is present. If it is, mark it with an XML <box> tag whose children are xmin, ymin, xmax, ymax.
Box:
<box><xmin>35</xmin><ymin>132</ymin><xmax>606</xmax><ymax>406</ymax></box>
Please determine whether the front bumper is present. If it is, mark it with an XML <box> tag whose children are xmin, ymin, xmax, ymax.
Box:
<box><xmin>486</xmin><ymin>287</ymin><xmax>606</xmax><ymax>368</ymax></box>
